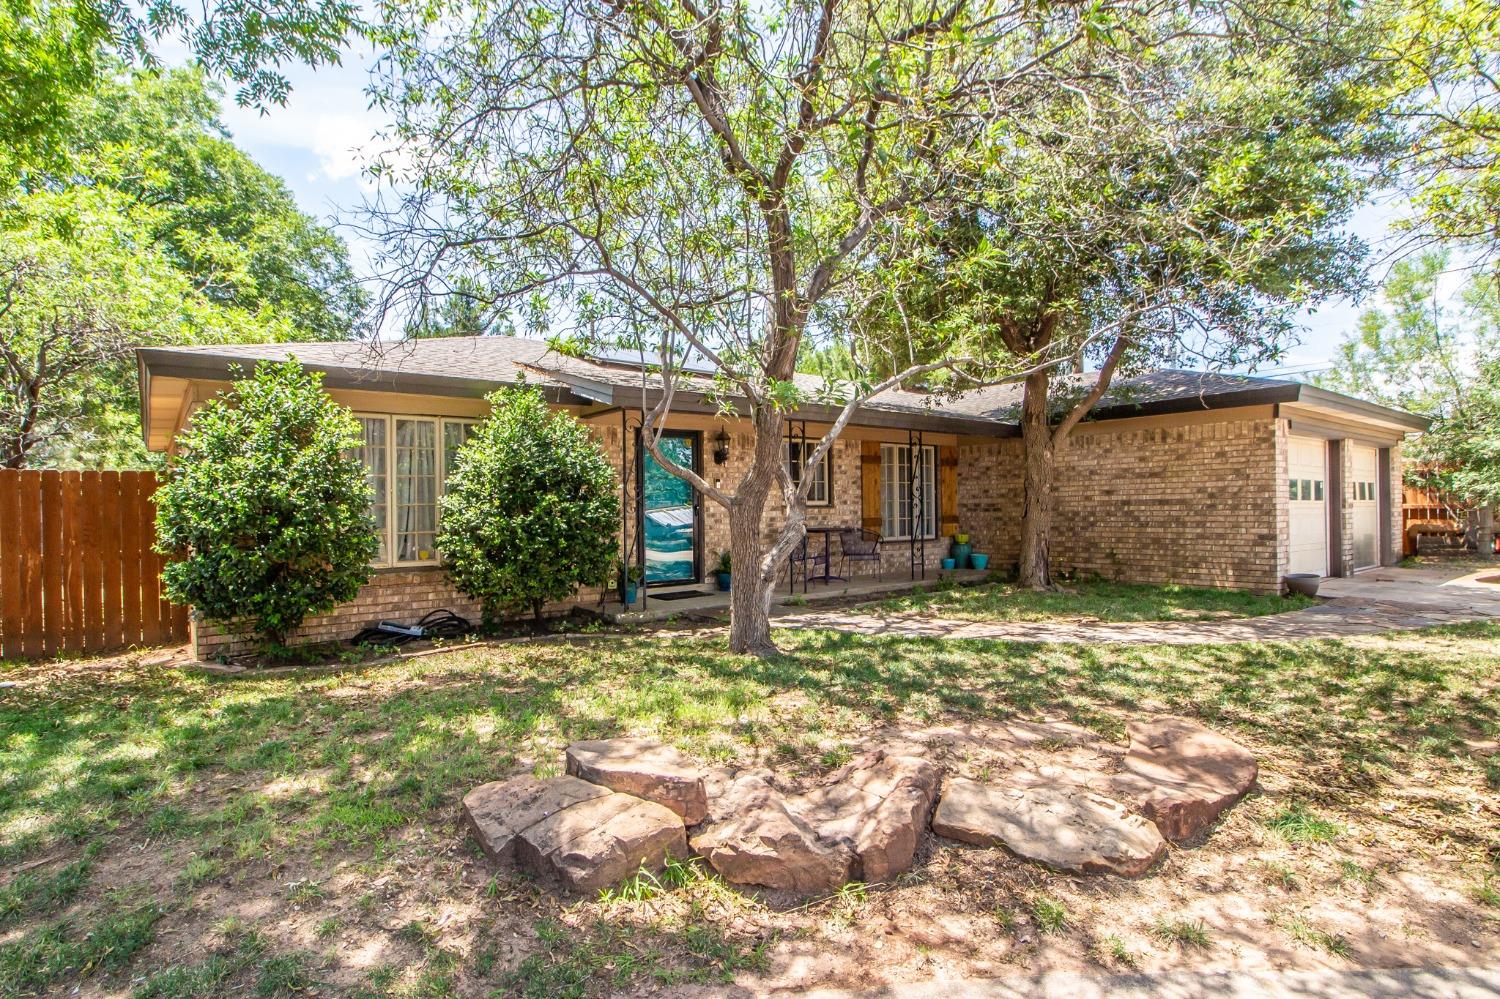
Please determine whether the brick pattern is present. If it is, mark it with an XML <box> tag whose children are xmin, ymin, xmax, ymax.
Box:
<box><xmin>958</xmin><ymin>421</ymin><xmax>1284</xmax><ymax>593</ymax></box>
<box><xmin>192</xmin><ymin>568</ymin><xmax>607</xmax><ymax>658</ymax></box>
<box><xmin>1385</xmin><ymin>444</ymin><xmax>1404</xmax><ymax>566</ymax></box>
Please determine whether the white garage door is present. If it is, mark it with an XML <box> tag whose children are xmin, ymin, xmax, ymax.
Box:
<box><xmin>1287</xmin><ymin>436</ymin><xmax>1329</xmax><ymax>576</ymax></box>
<box><xmin>1350</xmin><ymin>445</ymin><xmax>1380</xmax><ymax>570</ymax></box>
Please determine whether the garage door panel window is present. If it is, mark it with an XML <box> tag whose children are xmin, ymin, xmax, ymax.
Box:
<box><xmin>1290</xmin><ymin>477</ymin><xmax>1323</xmax><ymax>502</ymax></box>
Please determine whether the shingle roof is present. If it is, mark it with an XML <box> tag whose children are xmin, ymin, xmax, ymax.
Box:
<box><xmin>137</xmin><ymin>335</ymin><xmax>1424</xmax><ymax>434</ymax></box>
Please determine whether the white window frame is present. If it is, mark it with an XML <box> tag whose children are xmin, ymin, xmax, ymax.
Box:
<box><xmin>784</xmin><ymin>439</ymin><xmax>833</xmax><ymax>507</ymax></box>
<box><xmin>352</xmin><ymin>413</ymin><xmax>481</xmax><ymax>568</ymax></box>
<box><xmin>879</xmin><ymin>443</ymin><xmax>937</xmax><ymax>541</ymax></box>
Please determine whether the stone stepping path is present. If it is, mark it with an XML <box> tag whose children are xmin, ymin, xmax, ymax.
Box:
<box><xmin>770</xmin><ymin>568</ymin><xmax>1500</xmax><ymax>646</ymax></box>
<box><xmin>461</xmin><ymin>719</ymin><xmax>1257</xmax><ymax>893</ymax></box>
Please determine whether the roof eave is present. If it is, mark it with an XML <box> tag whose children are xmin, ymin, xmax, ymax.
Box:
<box><xmin>1292</xmin><ymin>384</ymin><xmax>1432</xmax><ymax>432</ymax></box>
<box><xmin>135</xmin><ymin>347</ymin><xmax>598</xmax><ymax>408</ymax></box>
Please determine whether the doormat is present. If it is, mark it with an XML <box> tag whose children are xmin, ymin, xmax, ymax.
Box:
<box><xmin>644</xmin><ymin>589</ymin><xmax>711</xmax><ymax>601</ymax></box>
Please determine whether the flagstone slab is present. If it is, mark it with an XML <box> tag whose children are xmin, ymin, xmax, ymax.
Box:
<box><xmin>932</xmin><ymin>777</ymin><xmax>1167</xmax><ymax>877</ymax></box>
<box><xmin>1122</xmin><ymin>717</ymin><xmax>1257</xmax><ymax>841</ymax></box>
<box><xmin>462</xmin><ymin>775</ymin><xmax>610</xmax><ymax>864</ymax></box>
<box><xmin>565</xmin><ymin>737</ymin><xmax>709</xmax><ymax>824</ymax></box>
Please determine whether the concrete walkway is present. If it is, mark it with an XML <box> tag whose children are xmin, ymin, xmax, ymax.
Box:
<box><xmin>797</xmin><ymin>965</ymin><xmax>1500</xmax><ymax>999</ymax></box>
<box><xmin>771</xmin><ymin>567</ymin><xmax>1500</xmax><ymax>644</ymax></box>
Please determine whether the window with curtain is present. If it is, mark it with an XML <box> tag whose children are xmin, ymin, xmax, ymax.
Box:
<box><xmin>395</xmin><ymin>419</ymin><xmax>439</xmax><ymax>562</ymax></box>
<box><xmin>354</xmin><ymin>416</ymin><xmax>389</xmax><ymax>564</ymax></box>
<box><xmin>442</xmin><ymin>419</ymin><xmax>479</xmax><ymax>486</ymax></box>
<box><xmin>880</xmin><ymin>443</ymin><xmax>936</xmax><ymax>539</ymax></box>
<box><xmin>785</xmin><ymin>439</ymin><xmax>831</xmax><ymax>506</ymax></box>
<box><xmin>349</xmin><ymin>414</ymin><xmax>483</xmax><ymax>566</ymax></box>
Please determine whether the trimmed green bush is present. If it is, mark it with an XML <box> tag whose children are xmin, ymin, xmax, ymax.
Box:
<box><xmin>155</xmin><ymin>359</ymin><xmax>378</xmax><ymax>648</ymax></box>
<box><xmin>437</xmin><ymin>381</ymin><xmax>618</xmax><ymax>624</ymax></box>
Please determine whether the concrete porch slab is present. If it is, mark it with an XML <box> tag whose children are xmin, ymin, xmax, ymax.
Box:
<box><xmin>603</xmin><ymin>569</ymin><xmax>989</xmax><ymax>624</ymax></box>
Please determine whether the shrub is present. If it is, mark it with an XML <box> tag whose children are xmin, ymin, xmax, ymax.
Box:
<box><xmin>155</xmin><ymin>359</ymin><xmax>378</xmax><ymax>647</ymax></box>
<box><xmin>437</xmin><ymin>381</ymin><xmax>618</xmax><ymax>624</ymax></box>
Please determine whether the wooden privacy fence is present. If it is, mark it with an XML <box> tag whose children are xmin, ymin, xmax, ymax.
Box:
<box><xmin>0</xmin><ymin>469</ymin><xmax>189</xmax><ymax>660</ymax></box>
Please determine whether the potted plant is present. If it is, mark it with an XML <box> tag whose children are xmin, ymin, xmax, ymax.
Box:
<box><xmin>714</xmin><ymin>551</ymin><xmax>732</xmax><ymax>591</ymax></box>
<box><xmin>623</xmin><ymin>563</ymin><xmax>644</xmax><ymax>605</ymax></box>
<box><xmin>950</xmin><ymin>532</ymin><xmax>973</xmax><ymax>569</ymax></box>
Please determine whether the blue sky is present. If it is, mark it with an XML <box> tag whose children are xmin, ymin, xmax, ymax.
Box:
<box><xmin>208</xmin><ymin>49</ymin><xmax>1407</xmax><ymax>375</ymax></box>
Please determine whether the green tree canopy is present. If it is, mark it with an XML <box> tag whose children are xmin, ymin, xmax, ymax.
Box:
<box><xmin>1</xmin><ymin>0</ymin><xmax>359</xmax><ymax>180</ymax></box>
<box><xmin>59</xmin><ymin>68</ymin><xmax>367</xmax><ymax>340</ymax></box>
<box><xmin>1319</xmin><ymin>252</ymin><xmax>1500</xmax><ymax>507</ymax></box>
<box><xmin>0</xmin><ymin>68</ymin><xmax>367</xmax><ymax>468</ymax></box>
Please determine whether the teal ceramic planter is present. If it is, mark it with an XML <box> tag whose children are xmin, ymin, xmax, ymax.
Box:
<box><xmin>949</xmin><ymin>542</ymin><xmax>973</xmax><ymax>569</ymax></box>
<box><xmin>941</xmin><ymin>557</ymin><xmax>957</xmax><ymax>571</ymax></box>
<box><xmin>716</xmin><ymin>572</ymin><xmax>731</xmax><ymax>592</ymax></box>
<box><xmin>970</xmin><ymin>553</ymin><xmax>990</xmax><ymax>571</ymax></box>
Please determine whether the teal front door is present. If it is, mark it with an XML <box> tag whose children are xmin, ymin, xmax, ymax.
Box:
<box><xmin>639</xmin><ymin>432</ymin><xmax>701</xmax><ymax>585</ymax></box>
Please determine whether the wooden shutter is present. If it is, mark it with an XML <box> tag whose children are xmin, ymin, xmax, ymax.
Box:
<box><xmin>860</xmin><ymin>440</ymin><xmax>882</xmax><ymax>533</ymax></box>
<box><xmin>939</xmin><ymin>445</ymin><xmax>958</xmax><ymax>538</ymax></box>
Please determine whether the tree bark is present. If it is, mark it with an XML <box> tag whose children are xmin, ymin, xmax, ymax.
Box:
<box><xmin>1016</xmin><ymin>366</ymin><xmax>1055</xmax><ymax>590</ymax></box>
<box><xmin>726</xmin><ymin>405</ymin><xmax>786</xmax><ymax>656</ymax></box>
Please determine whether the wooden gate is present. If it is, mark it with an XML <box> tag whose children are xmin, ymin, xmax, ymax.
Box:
<box><xmin>0</xmin><ymin>469</ymin><xmax>189</xmax><ymax>660</ymax></box>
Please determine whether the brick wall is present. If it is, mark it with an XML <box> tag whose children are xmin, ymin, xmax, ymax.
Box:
<box><xmin>1385</xmin><ymin>443</ymin><xmax>1404</xmax><ymax>566</ymax></box>
<box><xmin>191</xmin><ymin>568</ymin><xmax>606</xmax><ymax>659</ymax></box>
<box><xmin>956</xmin><ymin>419</ymin><xmax>1283</xmax><ymax>593</ymax></box>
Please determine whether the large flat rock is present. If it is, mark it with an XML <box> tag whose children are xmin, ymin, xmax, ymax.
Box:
<box><xmin>931</xmin><ymin>777</ymin><xmax>1166</xmax><ymax>878</ymax></box>
<box><xmin>565</xmin><ymin>737</ymin><xmax>709</xmax><ymax>824</ymax></box>
<box><xmin>515</xmin><ymin>791</ymin><xmax>687</xmax><ymax>892</ymax></box>
<box><xmin>690</xmin><ymin>775</ymin><xmax>854</xmax><ymax>893</ymax></box>
<box><xmin>1122</xmin><ymin>717</ymin><xmax>1258</xmax><ymax>841</ymax></box>
<box><xmin>792</xmin><ymin>752</ymin><xmax>943</xmax><ymax>884</ymax></box>
<box><xmin>462</xmin><ymin>775</ymin><xmax>609</xmax><ymax>864</ymax></box>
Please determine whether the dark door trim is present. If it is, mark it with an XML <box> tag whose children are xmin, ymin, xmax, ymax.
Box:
<box><xmin>635</xmin><ymin>429</ymin><xmax>704</xmax><ymax>586</ymax></box>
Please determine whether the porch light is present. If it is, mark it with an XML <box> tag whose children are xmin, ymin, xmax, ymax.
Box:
<box><xmin>713</xmin><ymin>427</ymin><xmax>731</xmax><ymax>465</ymax></box>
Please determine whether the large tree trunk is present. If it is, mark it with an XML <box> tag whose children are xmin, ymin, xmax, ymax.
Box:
<box><xmin>1016</xmin><ymin>367</ymin><xmax>1056</xmax><ymax>590</ymax></box>
<box><xmin>726</xmin><ymin>406</ymin><xmax>785</xmax><ymax>656</ymax></box>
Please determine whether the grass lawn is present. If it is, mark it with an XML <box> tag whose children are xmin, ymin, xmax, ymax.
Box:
<box><xmin>1</xmin><ymin>620</ymin><xmax>1497</xmax><ymax>997</ymax></box>
<box><xmin>863</xmin><ymin>578</ymin><xmax>1314</xmax><ymax>622</ymax></box>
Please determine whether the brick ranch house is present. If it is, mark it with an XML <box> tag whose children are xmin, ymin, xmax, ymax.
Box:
<box><xmin>136</xmin><ymin>336</ymin><xmax>1428</xmax><ymax>659</ymax></box>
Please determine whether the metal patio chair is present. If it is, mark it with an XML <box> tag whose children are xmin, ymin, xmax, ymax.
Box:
<box><xmin>837</xmin><ymin>527</ymin><xmax>883</xmax><ymax>578</ymax></box>
<box><xmin>787</xmin><ymin>535</ymin><xmax>829</xmax><ymax>593</ymax></box>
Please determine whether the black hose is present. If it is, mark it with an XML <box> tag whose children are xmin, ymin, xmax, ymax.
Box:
<box><xmin>349</xmin><ymin>609</ymin><xmax>473</xmax><ymax>648</ymax></box>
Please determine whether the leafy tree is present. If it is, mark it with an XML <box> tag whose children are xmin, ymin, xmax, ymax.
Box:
<box><xmin>63</xmin><ymin>68</ymin><xmax>368</xmax><ymax>340</ymax></box>
<box><xmin>1</xmin><ymin>0</ymin><xmax>359</xmax><ymax>179</ymax></box>
<box><xmin>0</xmin><ymin>184</ymin><xmax>208</xmax><ymax>467</ymax></box>
<box><xmin>1319</xmin><ymin>252</ymin><xmax>1500</xmax><ymax>530</ymax></box>
<box><xmin>369</xmin><ymin>0</ymin><xmax>1173</xmax><ymax>654</ymax></box>
<box><xmin>0</xmin><ymin>69</ymin><xmax>367</xmax><ymax>467</ymax></box>
<box><xmin>403</xmin><ymin>275</ymin><xmax>494</xmax><ymax>338</ymax></box>
<box><xmin>1375</xmin><ymin>0</ymin><xmax>1500</xmax><ymax>267</ymax></box>
<box><xmin>851</xmin><ymin>9</ymin><xmax>1389</xmax><ymax>587</ymax></box>
<box><xmin>436</xmin><ymin>382</ymin><xmax>618</xmax><ymax>625</ymax></box>
<box><xmin>155</xmin><ymin>359</ymin><xmax>377</xmax><ymax>648</ymax></box>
